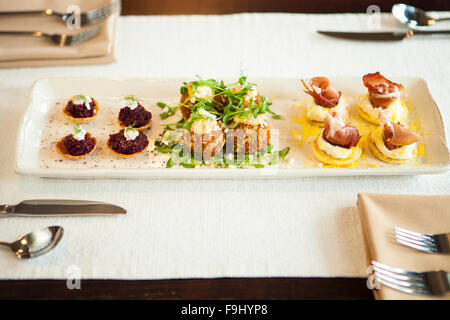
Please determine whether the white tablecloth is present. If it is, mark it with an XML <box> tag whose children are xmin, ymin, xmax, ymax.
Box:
<box><xmin>0</xmin><ymin>13</ymin><xmax>449</xmax><ymax>279</ymax></box>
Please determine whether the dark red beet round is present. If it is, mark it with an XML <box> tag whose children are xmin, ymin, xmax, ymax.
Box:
<box><xmin>118</xmin><ymin>105</ymin><xmax>152</xmax><ymax>128</ymax></box>
<box><xmin>108</xmin><ymin>129</ymin><xmax>148</xmax><ymax>154</ymax></box>
<box><xmin>64</xmin><ymin>134</ymin><xmax>95</xmax><ymax>156</ymax></box>
<box><xmin>65</xmin><ymin>100</ymin><xmax>96</xmax><ymax>118</ymax></box>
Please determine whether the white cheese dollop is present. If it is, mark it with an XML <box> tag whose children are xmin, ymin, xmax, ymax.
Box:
<box><xmin>72</xmin><ymin>125</ymin><xmax>87</xmax><ymax>141</ymax></box>
<box><xmin>317</xmin><ymin>133</ymin><xmax>356</xmax><ymax>159</ymax></box>
<box><xmin>191</xmin><ymin>118</ymin><xmax>221</xmax><ymax>135</ymax></box>
<box><xmin>306</xmin><ymin>96</ymin><xmax>348</xmax><ymax>122</ymax></box>
<box><xmin>121</xmin><ymin>95</ymin><xmax>139</xmax><ymax>110</ymax></box>
<box><xmin>233</xmin><ymin>83</ymin><xmax>259</xmax><ymax>104</ymax></box>
<box><xmin>124</xmin><ymin>127</ymin><xmax>139</xmax><ymax>141</ymax></box>
<box><xmin>358</xmin><ymin>93</ymin><xmax>407</xmax><ymax>124</ymax></box>
<box><xmin>244</xmin><ymin>87</ymin><xmax>259</xmax><ymax>104</ymax></box>
<box><xmin>190</xmin><ymin>85</ymin><xmax>213</xmax><ymax>103</ymax></box>
<box><xmin>198</xmin><ymin>108</ymin><xmax>216</xmax><ymax>120</ymax></box>
<box><xmin>72</xmin><ymin>95</ymin><xmax>93</xmax><ymax>110</ymax></box>
<box><xmin>371</xmin><ymin>128</ymin><xmax>416</xmax><ymax>160</ymax></box>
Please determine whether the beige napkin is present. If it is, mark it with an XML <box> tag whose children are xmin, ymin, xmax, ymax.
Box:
<box><xmin>358</xmin><ymin>193</ymin><xmax>450</xmax><ymax>300</ymax></box>
<box><xmin>0</xmin><ymin>0</ymin><xmax>117</xmax><ymax>68</ymax></box>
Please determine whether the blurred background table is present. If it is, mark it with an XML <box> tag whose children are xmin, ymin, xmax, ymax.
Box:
<box><xmin>120</xmin><ymin>0</ymin><xmax>449</xmax><ymax>15</ymax></box>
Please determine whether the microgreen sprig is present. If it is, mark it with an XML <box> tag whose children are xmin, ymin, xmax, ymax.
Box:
<box><xmin>157</xmin><ymin>142</ymin><xmax>290</xmax><ymax>169</ymax></box>
<box><xmin>157</xmin><ymin>102</ymin><xmax>179</xmax><ymax>120</ymax></box>
<box><xmin>72</xmin><ymin>124</ymin><xmax>86</xmax><ymax>139</ymax></box>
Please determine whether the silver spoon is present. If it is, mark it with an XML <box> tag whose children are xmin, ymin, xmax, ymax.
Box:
<box><xmin>392</xmin><ymin>3</ymin><xmax>450</xmax><ymax>28</ymax></box>
<box><xmin>0</xmin><ymin>226</ymin><xmax>63</xmax><ymax>259</ymax></box>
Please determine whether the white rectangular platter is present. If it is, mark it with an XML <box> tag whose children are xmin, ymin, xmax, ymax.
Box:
<box><xmin>15</xmin><ymin>77</ymin><xmax>450</xmax><ymax>179</ymax></box>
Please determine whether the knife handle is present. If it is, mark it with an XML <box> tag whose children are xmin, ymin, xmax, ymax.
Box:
<box><xmin>413</xmin><ymin>30</ymin><xmax>450</xmax><ymax>36</ymax></box>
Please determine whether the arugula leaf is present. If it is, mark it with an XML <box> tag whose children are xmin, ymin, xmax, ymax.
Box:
<box><xmin>154</xmin><ymin>141</ymin><xmax>173</xmax><ymax>154</ymax></box>
<box><xmin>157</xmin><ymin>102</ymin><xmax>179</xmax><ymax>120</ymax></box>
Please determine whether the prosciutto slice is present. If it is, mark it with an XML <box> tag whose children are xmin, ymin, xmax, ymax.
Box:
<box><xmin>363</xmin><ymin>72</ymin><xmax>403</xmax><ymax>108</ymax></box>
<box><xmin>379</xmin><ymin>111</ymin><xmax>421</xmax><ymax>150</ymax></box>
<box><xmin>302</xmin><ymin>77</ymin><xmax>341</xmax><ymax>108</ymax></box>
<box><xmin>323</xmin><ymin>113</ymin><xmax>360</xmax><ymax>149</ymax></box>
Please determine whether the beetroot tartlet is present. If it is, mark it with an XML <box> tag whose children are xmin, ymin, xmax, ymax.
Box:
<box><xmin>56</xmin><ymin>125</ymin><xmax>97</xmax><ymax>160</ymax></box>
<box><xmin>107</xmin><ymin>126</ymin><xmax>149</xmax><ymax>158</ymax></box>
<box><xmin>118</xmin><ymin>95</ymin><xmax>152</xmax><ymax>131</ymax></box>
<box><xmin>63</xmin><ymin>95</ymin><xmax>99</xmax><ymax>123</ymax></box>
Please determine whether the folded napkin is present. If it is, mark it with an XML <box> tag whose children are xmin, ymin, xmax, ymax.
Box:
<box><xmin>358</xmin><ymin>193</ymin><xmax>450</xmax><ymax>300</ymax></box>
<box><xmin>0</xmin><ymin>0</ymin><xmax>117</xmax><ymax>68</ymax></box>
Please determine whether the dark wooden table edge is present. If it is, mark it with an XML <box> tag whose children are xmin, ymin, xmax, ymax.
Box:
<box><xmin>0</xmin><ymin>277</ymin><xmax>374</xmax><ymax>300</ymax></box>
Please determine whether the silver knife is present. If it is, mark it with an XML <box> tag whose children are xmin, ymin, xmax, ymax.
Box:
<box><xmin>317</xmin><ymin>29</ymin><xmax>450</xmax><ymax>41</ymax></box>
<box><xmin>0</xmin><ymin>200</ymin><xmax>126</xmax><ymax>217</ymax></box>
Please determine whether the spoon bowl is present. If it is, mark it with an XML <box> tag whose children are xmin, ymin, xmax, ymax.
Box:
<box><xmin>392</xmin><ymin>3</ymin><xmax>450</xmax><ymax>28</ymax></box>
<box><xmin>0</xmin><ymin>226</ymin><xmax>64</xmax><ymax>259</ymax></box>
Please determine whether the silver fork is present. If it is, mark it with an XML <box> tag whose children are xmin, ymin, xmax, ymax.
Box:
<box><xmin>0</xmin><ymin>0</ymin><xmax>119</xmax><ymax>27</ymax></box>
<box><xmin>394</xmin><ymin>227</ymin><xmax>450</xmax><ymax>254</ymax></box>
<box><xmin>372</xmin><ymin>261</ymin><xmax>450</xmax><ymax>296</ymax></box>
<box><xmin>0</xmin><ymin>26</ymin><xmax>101</xmax><ymax>46</ymax></box>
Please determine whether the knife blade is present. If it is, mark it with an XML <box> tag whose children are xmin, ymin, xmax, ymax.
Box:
<box><xmin>317</xmin><ymin>29</ymin><xmax>450</xmax><ymax>41</ymax></box>
<box><xmin>0</xmin><ymin>200</ymin><xmax>126</xmax><ymax>217</ymax></box>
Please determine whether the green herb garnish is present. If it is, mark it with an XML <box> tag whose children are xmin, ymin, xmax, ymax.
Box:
<box><xmin>72</xmin><ymin>124</ymin><xmax>85</xmax><ymax>139</ymax></box>
<box><xmin>154</xmin><ymin>73</ymin><xmax>288</xmax><ymax>168</ymax></box>
<box><xmin>157</xmin><ymin>102</ymin><xmax>179</xmax><ymax>120</ymax></box>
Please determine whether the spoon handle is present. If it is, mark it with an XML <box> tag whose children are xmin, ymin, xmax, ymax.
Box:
<box><xmin>0</xmin><ymin>241</ymin><xmax>11</xmax><ymax>249</ymax></box>
<box><xmin>436</xmin><ymin>17</ymin><xmax>450</xmax><ymax>22</ymax></box>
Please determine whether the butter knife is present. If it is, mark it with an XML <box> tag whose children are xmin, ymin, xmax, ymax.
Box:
<box><xmin>317</xmin><ymin>29</ymin><xmax>450</xmax><ymax>41</ymax></box>
<box><xmin>0</xmin><ymin>200</ymin><xmax>126</xmax><ymax>217</ymax></box>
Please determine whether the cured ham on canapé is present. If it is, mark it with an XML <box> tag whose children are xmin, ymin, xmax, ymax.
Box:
<box><xmin>363</xmin><ymin>72</ymin><xmax>404</xmax><ymax>109</ymax></box>
<box><xmin>379</xmin><ymin>111</ymin><xmax>421</xmax><ymax>150</ymax></box>
<box><xmin>323</xmin><ymin>113</ymin><xmax>360</xmax><ymax>149</ymax></box>
<box><xmin>301</xmin><ymin>77</ymin><xmax>342</xmax><ymax>108</ymax></box>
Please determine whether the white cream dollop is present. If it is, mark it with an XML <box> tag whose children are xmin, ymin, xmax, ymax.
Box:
<box><xmin>191</xmin><ymin>118</ymin><xmax>222</xmax><ymax>135</ymax></box>
<box><xmin>198</xmin><ymin>108</ymin><xmax>217</xmax><ymax>120</ymax></box>
<box><xmin>72</xmin><ymin>95</ymin><xmax>93</xmax><ymax>110</ymax></box>
<box><xmin>124</xmin><ymin>127</ymin><xmax>139</xmax><ymax>141</ymax></box>
<box><xmin>244</xmin><ymin>87</ymin><xmax>259</xmax><ymax>104</ymax></box>
<box><xmin>72</xmin><ymin>125</ymin><xmax>87</xmax><ymax>141</ymax></box>
<box><xmin>306</xmin><ymin>96</ymin><xmax>348</xmax><ymax>122</ymax></box>
<box><xmin>358</xmin><ymin>93</ymin><xmax>407</xmax><ymax>123</ymax></box>
<box><xmin>121</xmin><ymin>95</ymin><xmax>139</xmax><ymax>110</ymax></box>
<box><xmin>190</xmin><ymin>85</ymin><xmax>213</xmax><ymax>103</ymax></box>
<box><xmin>371</xmin><ymin>128</ymin><xmax>416</xmax><ymax>160</ymax></box>
<box><xmin>233</xmin><ymin>83</ymin><xmax>259</xmax><ymax>104</ymax></box>
<box><xmin>317</xmin><ymin>133</ymin><xmax>356</xmax><ymax>159</ymax></box>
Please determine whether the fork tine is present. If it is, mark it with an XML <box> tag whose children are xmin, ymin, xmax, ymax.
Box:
<box><xmin>77</xmin><ymin>1</ymin><xmax>119</xmax><ymax>27</ymax></box>
<box><xmin>394</xmin><ymin>227</ymin><xmax>442</xmax><ymax>253</ymax></box>
<box><xmin>374</xmin><ymin>270</ymin><xmax>428</xmax><ymax>289</ymax></box>
<box><xmin>86</xmin><ymin>5</ymin><xmax>112</xmax><ymax>19</ymax></box>
<box><xmin>82</xmin><ymin>9</ymin><xmax>112</xmax><ymax>26</ymax></box>
<box><xmin>395</xmin><ymin>231</ymin><xmax>437</xmax><ymax>247</ymax></box>
<box><xmin>374</xmin><ymin>273</ymin><xmax>432</xmax><ymax>296</ymax></box>
<box><xmin>68</xmin><ymin>26</ymin><xmax>101</xmax><ymax>45</ymax></box>
<box><xmin>394</xmin><ymin>227</ymin><xmax>436</xmax><ymax>241</ymax></box>
<box><xmin>46</xmin><ymin>26</ymin><xmax>99</xmax><ymax>46</ymax></box>
<box><xmin>371</xmin><ymin>261</ymin><xmax>424</xmax><ymax>278</ymax></box>
<box><xmin>395</xmin><ymin>233</ymin><xmax>438</xmax><ymax>249</ymax></box>
<box><xmin>372</xmin><ymin>265</ymin><xmax>425</xmax><ymax>283</ymax></box>
<box><xmin>84</xmin><ymin>1</ymin><xmax>118</xmax><ymax>22</ymax></box>
<box><xmin>396</xmin><ymin>236</ymin><xmax>439</xmax><ymax>253</ymax></box>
